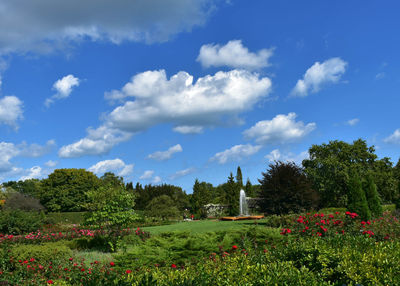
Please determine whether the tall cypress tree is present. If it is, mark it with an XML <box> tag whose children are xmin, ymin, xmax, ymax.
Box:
<box><xmin>236</xmin><ymin>166</ymin><xmax>243</xmax><ymax>187</ymax></box>
<box><xmin>225</xmin><ymin>172</ymin><xmax>240</xmax><ymax>216</ymax></box>
<box><xmin>363</xmin><ymin>174</ymin><xmax>382</xmax><ymax>217</ymax></box>
<box><xmin>347</xmin><ymin>171</ymin><xmax>371</xmax><ymax>220</ymax></box>
<box><xmin>245</xmin><ymin>178</ymin><xmax>253</xmax><ymax>197</ymax></box>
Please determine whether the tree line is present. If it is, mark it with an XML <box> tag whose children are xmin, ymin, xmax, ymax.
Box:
<box><xmin>1</xmin><ymin>138</ymin><xmax>399</xmax><ymax>219</ymax></box>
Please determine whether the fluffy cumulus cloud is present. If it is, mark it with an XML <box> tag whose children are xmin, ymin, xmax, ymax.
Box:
<box><xmin>61</xmin><ymin>69</ymin><xmax>271</xmax><ymax>157</ymax></box>
<box><xmin>106</xmin><ymin>69</ymin><xmax>272</xmax><ymax>131</ymax></box>
<box><xmin>265</xmin><ymin>149</ymin><xmax>309</xmax><ymax>164</ymax></box>
<box><xmin>169</xmin><ymin>167</ymin><xmax>196</xmax><ymax>180</ymax></box>
<box><xmin>197</xmin><ymin>40</ymin><xmax>273</xmax><ymax>70</ymax></box>
<box><xmin>58</xmin><ymin>126</ymin><xmax>132</xmax><ymax>158</ymax></box>
<box><xmin>139</xmin><ymin>170</ymin><xmax>154</xmax><ymax>180</ymax></box>
<box><xmin>148</xmin><ymin>144</ymin><xmax>183</xmax><ymax>161</ymax></box>
<box><xmin>384</xmin><ymin>129</ymin><xmax>400</xmax><ymax>144</ymax></box>
<box><xmin>0</xmin><ymin>0</ymin><xmax>215</xmax><ymax>55</ymax></box>
<box><xmin>88</xmin><ymin>158</ymin><xmax>133</xmax><ymax>177</ymax></box>
<box><xmin>243</xmin><ymin>113</ymin><xmax>316</xmax><ymax>145</ymax></box>
<box><xmin>0</xmin><ymin>140</ymin><xmax>55</xmax><ymax>174</ymax></box>
<box><xmin>0</xmin><ymin>95</ymin><xmax>23</xmax><ymax>128</ymax></box>
<box><xmin>291</xmin><ymin>57</ymin><xmax>347</xmax><ymax>97</ymax></box>
<box><xmin>45</xmin><ymin>75</ymin><xmax>80</xmax><ymax>107</ymax></box>
<box><xmin>19</xmin><ymin>166</ymin><xmax>43</xmax><ymax>181</ymax></box>
<box><xmin>210</xmin><ymin>144</ymin><xmax>262</xmax><ymax>164</ymax></box>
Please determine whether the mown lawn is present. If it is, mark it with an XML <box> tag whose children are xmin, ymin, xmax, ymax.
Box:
<box><xmin>142</xmin><ymin>218</ymin><xmax>269</xmax><ymax>234</ymax></box>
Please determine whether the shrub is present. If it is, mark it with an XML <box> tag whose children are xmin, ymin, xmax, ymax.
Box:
<box><xmin>363</xmin><ymin>174</ymin><xmax>383</xmax><ymax>217</ymax></box>
<box><xmin>347</xmin><ymin>172</ymin><xmax>371</xmax><ymax>220</ymax></box>
<box><xmin>3</xmin><ymin>192</ymin><xmax>44</xmax><ymax>211</ymax></box>
<box><xmin>0</xmin><ymin>210</ymin><xmax>44</xmax><ymax>235</ymax></box>
<box><xmin>10</xmin><ymin>241</ymin><xmax>73</xmax><ymax>264</ymax></box>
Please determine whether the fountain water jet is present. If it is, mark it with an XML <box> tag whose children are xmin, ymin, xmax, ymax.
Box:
<box><xmin>239</xmin><ymin>189</ymin><xmax>249</xmax><ymax>216</ymax></box>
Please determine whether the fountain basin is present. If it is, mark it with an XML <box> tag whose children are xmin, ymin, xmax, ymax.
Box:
<box><xmin>219</xmin><ymin>215</ymin><xmax>264</xmax><ymax>221</ymax></box>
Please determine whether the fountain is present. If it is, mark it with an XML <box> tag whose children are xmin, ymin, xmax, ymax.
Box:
<box><xmin>220</xmin><ymin>189</ymin><xmax>264</xmax><ymax>221</ymax></box>
<box><xmin>239</xmin><ymin>189</ymin><xmax>249</xmax><ymax>216</ymax></box>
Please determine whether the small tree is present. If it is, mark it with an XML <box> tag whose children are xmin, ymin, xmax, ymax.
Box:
<box><xmin>347</xmin><ymin>172</ymin><xmax>371</xmax><ymax>220</ymax></box>
<box><xmin>146</xmin><ymin>195</ymin><xmax>180</xmax><ymax>220</ymax></box>
<box><xmin>84</xmin><ymin>184</ymin><xmax>137</xmax><ymax>230</ymax></box>
<box><xmin>363</xmin><ymin>174</ymin><xmax>382</xmax><ymax>218</ymax></box>
<box><xmin>258</xmin><ymin>161</ymin><xmax>319</xmax><ymax>215</ymax></box>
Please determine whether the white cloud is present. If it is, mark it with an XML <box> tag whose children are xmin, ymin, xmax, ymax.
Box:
<box><xmin>0</xmin><ymin>0</ymin><xmax>215</xmax><ymax>55</ymax></box>
<box><xmin>45</xmin><ymin>160</ymin><xmax>58</xmax><ymax>167</ymax></box>
<box><xmin>291</xmin><ymin>57</ymin><xmax>347</xmax><ymax>97</ymax></box>
<box><xmin>139</xmin><ymin>170</ymin><xmax>154</xmax><ymax>180</ymax></box>
<box><xmin>265</xmin><ymin>149</ymin><xmax>309</xmax><ymax>165</ymax></box>
<box><xmin>169</xmin><ymin>167</ymin><xmax>196</xmax><ymax>180</ymax></box>
<box><xmin>58</xmin><ymin>126</ymin><xmax>132</xmax><ymax>158</ymax></box>
<box><xmin>0</xmin><ymin>142</ymin><xmax>19</xmax><ymax>173</ymax></box>
<box><xmin>45</xmin><ymin>74</ymin><xmax>80</xmax><ymax>107</ymax></box>
<box><xmin>88</xmin><ymin>158</ymin><xmax>133</xmax><ymax>176</ymax></box>
<box><xmin>148</xmin><ymin>144</ymin><xmax>183</xmax><ymax>161</ymax></box>
<box><xmin>384</xmin><ymin>129</ymin><xmax>400</xmax><ymax>144</ymax></box>
<box><xmin>62</xmin><ymin>69</ymin><xmax>271</xmax><ymax>157</ymax></box>
<box><xmin>19</xmin><ymin>166</ymin><xmax>43</xmax><ymax>181</ymax></box>
<box><xmin>18</xmin><ymin>140</ymin><xmax>56</xmax><ymax>157</ymax></box>
<box><xmin>0</xmin><ymin>140</ymin><xmax>55</xmax><ymax>174</ymax></box>
<box><xmin>346</xmin><ymin>118</ymin><xmax>359</xmax><ymax>126</ymax></box>
<box><xmin>243</xmin><ymin>113</ymin><xmax>316</xmax><ymax>145</ymax></box>
<box><xmin>106</xmin><ymin>69</ymin><xmax>272</xmax><ymax>131</ymax></box>
<box><xmin>197</xmin><ymin>40</ymin><xmax>273</xmax><ymax>70</ymax></box>
<box><xmin>0</xmin><ymin>95</ymin><xmax>23</xmax><ymax>128</ymax></box>
<box><xmin>173</xmin><ymin>125</ymin><xmax>204</xmax><ymax>134</ymax></box>
<box><xmin>210</xmin><ymin>144</ymin><xmax>261</xmax><ymax>164</ymax></box>
<box><xmin>152</xmin><ymin>176</ymin><xmax>162</xmax><ymax>184</ymax></box>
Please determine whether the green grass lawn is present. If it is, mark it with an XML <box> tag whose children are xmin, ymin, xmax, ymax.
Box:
<box><xmin>142</xmin><ymin>218</ymin><xmax>269</xmax><ymax>234</ymax></box>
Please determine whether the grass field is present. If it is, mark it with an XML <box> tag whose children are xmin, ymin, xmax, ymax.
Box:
<box><xmin>142</xmin><ymin>218</ymin><xmax>269</xmax><ymax>234</ymax></box>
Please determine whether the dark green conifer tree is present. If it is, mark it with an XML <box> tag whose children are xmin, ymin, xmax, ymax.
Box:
<box><xmin>347</xmin><ymin>171</ymin><xmax>371</xmax><ymax>220</ymax></box>
<box><xmin>363</xmin><ymin>174</ymin><xmax>382</xmax><ymax>218</ymax></box>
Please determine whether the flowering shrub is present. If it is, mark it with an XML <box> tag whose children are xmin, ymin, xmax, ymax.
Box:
<box><xmin>283</xmin><ymin>211</ymin><xmax>400</xmax><ymax>241</ymax></box>
<box><xmin>0</xmin><ymin>226</ymin><xmax>149</xmax><ymax>245</ymax></box>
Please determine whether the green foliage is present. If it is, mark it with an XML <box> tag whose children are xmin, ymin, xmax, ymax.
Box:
<box><xmin>40</xmin><ymin>168</ymin><xmax>101</xmax><ymax>212</ymax></box>
<box><xmin>303</xmin><ymin>139</ymin><xmax>377</xmax><ymax>207</ymax></box>
<box><xmin>235</xmin><ymin>166</ymin><xmax>243</xmax><ymax>187</ymax></box>
<box><xmin>0</xmin><ymin>210</ymin><xmax>44</xmax><ymax>235</ymax></box>
<box><xmin>363</xmin><ymin>174</ymin><xmax>383</xmax><ymax>217</ymax></box>
<box><xmin>84</xmin><ymin>184</ymin><xmax>137</xmax><ymax>230</ymax></box>
<box><xmin>46</xmin><ymin>212</ymin><xmax>86</xmax><ymax>224</ymax></box>
<box><xmin>347</xmin><ymin>172</ymin><xmax>371</xmax><ymax>220</ymax></box>
<box><xmin>224</xmin><ymin>173</ymin><xmax>240</xmax><ymax>216</ymax></box>
<box><xmin>10</xmin><ymin>241</ymin><xmax>73</xmax><ymax>263</ymax></box>
<box><xmin>3</xmin><ymin>191</ymin><xmax>44</xmax><ymax>211</ymax></box>
<box><xmin>146</xmin><ymin>195</ymin><xmax>180</xmax><ymax>220</ymax></box>
<box><xmin>258</xmin><ymin>161</ymin><xmax>319</xmax><ymax>215</ymax></box>
<box><xmin>191</xmin><ymin>179</ymin><xmax>212</xmax><ymax>215</ymax></box>
<box><xmin>134</xmin><ymin>183</ymin><xmax>189</xmax><ymax>212</ymax></box>
<box><xmin>373</xmin><ymin>157</ymin><xmax>398</xmax><ymax>202</ymax></box>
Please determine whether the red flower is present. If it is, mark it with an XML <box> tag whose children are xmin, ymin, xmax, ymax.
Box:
<box><xmin>171</xmin><ymin>264</ymin><xmax>177</xmax><ymax>268</ymax></box>
<box><xmin>110</xmin><ymin>262</ymin><xmax>115</xmax><ymax>267</ymax></box>
<box><xmin>126</xmin><ymin>269</ymin><xmax>132</xmax><ymax>274</ymax></box>
<box><xmin>232</xmin><ymin>245</ymin><xmax>238</xmax><ymax>250</ymax></box>
<box><xmin>69</xmin><ymin>258</ymin><xmax>73</xmax><ymax>261</ymax></box>
<box><xmin>47</xmin><ymin>281</ymin><xmax>54</xmax><ymax>285</ymax></box>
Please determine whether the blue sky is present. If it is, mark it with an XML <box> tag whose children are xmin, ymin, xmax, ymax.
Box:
<box><xmin>0</xmin><ymin>0</ymin><xmax>399</xmax><ymax>193</ymax></box>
